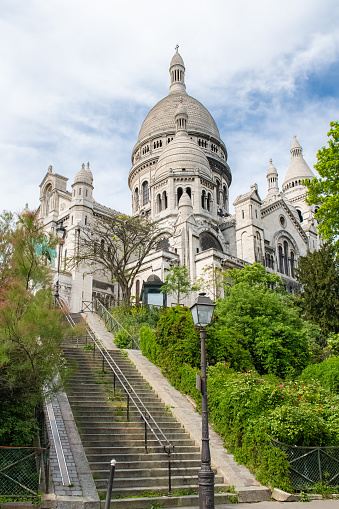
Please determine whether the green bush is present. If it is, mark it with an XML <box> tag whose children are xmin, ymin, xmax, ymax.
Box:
<box><xmin>140</xmin><ymin>326</ymin><xmax>160</xmax><ymax>365</ymax></box>
<box><xmin>209</xmin><ymin>279</ymin><xmax>310</xmax><ymax>378</ymax></box>
<box><xmin>114</xmin><ymin>329</ymin><xmax>131</xmax><ymax>349</ymax></box>
<box><xmin>155</xmin><ymin>306</ymin><xmax>200</xmax><ymax>386</ymax></box>
<box><xmin>112</xmin><ymin>305</ymin><xmax>165</xmax><ymax>336</ymax></box>
<box><xmin>299</xmin><ymin>356</ymin><xmax>339</xmax><ymax>394</ymax></box>
<box><xmin>0</xmin><ymin>401</ymin><xmax>39</xmax><ymax>446</ymax></box>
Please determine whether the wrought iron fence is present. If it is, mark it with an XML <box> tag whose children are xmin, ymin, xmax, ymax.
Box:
<box><xmin>0</xmin><ymin>407</ymin><xmax>50</xmax><ymax>497</ymax></box>
<box><xmin>271</xmin><ymin>438</ymin><xmax>339</xmax><ymax>489</ymax></box>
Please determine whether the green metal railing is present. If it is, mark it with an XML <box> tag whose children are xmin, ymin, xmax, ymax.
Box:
<box><xmin>92</xmin><ymin>298</ymin><xmax>140</xmax><ymax>349</ymax></box>
<box><xmin>0</xmin><ymin>407</ymin><xmax>50</xmax><ymax>497</ymax></box>
<box><xmin>271</xmin><ymin>438</ymin><xmax>339</xmax><ymax>489</ymax></box>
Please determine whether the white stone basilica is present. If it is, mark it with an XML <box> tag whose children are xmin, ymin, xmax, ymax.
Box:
<box><xmin>39</xmin><ymin>48</ymin><xmax>321</xmax><ymax>310</ymax></box>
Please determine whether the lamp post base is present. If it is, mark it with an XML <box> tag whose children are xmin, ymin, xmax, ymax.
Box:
<box><xmin>199</xmin><ymin>465</ymin><xmax>215</xmax><ymax>509</ymax></box>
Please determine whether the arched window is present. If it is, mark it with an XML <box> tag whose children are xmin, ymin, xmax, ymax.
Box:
<box><xmin>201</xmin><ymin>190</ymin><xmax>206</xmax><ymax>209</ymax></box>
<box><xmin>278</xmin><ymin>245</ymin><xmax>284</xmax><ymax>273</ymax></box>
<box><xmin>134</xmin><ymin>187</ymin><xmax>139</xmax><ymax>209</ymax></box>
<box><xmin>216</xmin><ymin>180</ymin><xmax>220</xmax><ymax>204</ymax></box>
<box><xmin>283</xmin><ymin>241</ymin><xmax>289</xmax><ymax>276</ymax></box>
<box><xmin>177</xmin><ymin>187</ymin><xmax>183</xmax><ymax>205</ymax></box>
<box><xmin>297</xmin><ymin>209</ymin><xmax>303</xmax><ymax>222</ymax></box>
<box><xmin>186</xmin><ymin>187</ymin><xmax>191</xmax><ymax>198</ymax></box>
<box><xmin>142</xmin><ymin>181</ymin><xmax>149</xmax><ymax>205</ymax></box>
<box><xmin>157</xmin><ymin>193</ymin><xmax>162</xmax><ymax>213</ymax></box>
<box><xmin>45</xmin><ymin>184</ymin><xmax>53</xmax><ymax>215</ymax></box>
<box><xmin>207</xmin><ymin>193</ymin><xmax>212</xmax><ymax>212</ymax></box>
<box><xmin>290</xmin><ymin>251</ymin><xmax>295</xmax><ymax>278</ymax></box>
<box><xmin>162</xmin><ymin>190</ymin><xmax>168</xmax><ymax>209</ymax></box>
<box><xmin>223</xmin><ymin>185</ymin><xmax>228</xmax><ymax>208</ymax></box>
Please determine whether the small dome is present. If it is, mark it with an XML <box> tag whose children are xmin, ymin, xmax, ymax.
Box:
<box><xmin>267</xmin><ymin>158</ymin><xmax>278</xmax><ymax>177</ymax></box>
<box><xmin>74</xmin><ymin>162</ymin><xmax>93</xmax><ymax>185</ymax></box>
<box><xmin>154</xmin><ymin>133</ymin><xmax>211</xmax><ymax>180</ymax></box>
<box><xmin>178</xmin><ymin>190</ymin><xmax>193</xmax><ymax>209</ymax></box>
<box><xmin>282</xmin><ymin>137</ymin><xmax>314</xmax><ymax>190</ymax></box>
<box><xmin>175</xmin><ymin>102</ymin><xmax>188</xmax><ymax>118</ymax></box>
<box><xmin>170</xmin><ymin>47</ymin><xmax>185</xmax><ymax>69</ymax></box>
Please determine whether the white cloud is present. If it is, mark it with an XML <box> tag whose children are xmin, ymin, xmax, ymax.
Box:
<box><xmin>0</xmin><ymin>0</ymin><xmax>338</xmax><ymax>214</ymax></box>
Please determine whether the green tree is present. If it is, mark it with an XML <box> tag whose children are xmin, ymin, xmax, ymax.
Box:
<box><xmin>295</xmin><ymin>242</ymin><xmax>339</xmax><ymax>334</ymax></box>
<box><xmin>209</xmin><ymin>264</ymin><xmax>309</xmax><ymax>378</ymax></box>
<box><xmin>0</xmin><ymin>210</ymin><xmax>70</xmax><ymax>444</ymax></box>
<box><xmin>161</xmin><ymin>265</ymin><xmax>200</xmax><ymax>304</ymax></box>
<box><xmin>305</xmin><ymin>121</ymin><xmax>339</xmax><ymax>251</ymax></box>
<box><xmin>72</xmin><ymin>213</ymin><xmax>161</xmax><ymax>305</ymax></box>
<box><xmin>197</xmin><ymin>265</ymin><xmax>223</xmax><ymax>301</ymax></box>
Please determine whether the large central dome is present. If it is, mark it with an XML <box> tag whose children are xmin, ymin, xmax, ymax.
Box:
<box><xmin>138</xmin><ymin>92</ymin><xmax>220</xmax><ymax>142</ymax></box>
<box><xmin>129</xmin><ymin>47</ymin><xmax>231</xmax><ymax>193</ymax></box>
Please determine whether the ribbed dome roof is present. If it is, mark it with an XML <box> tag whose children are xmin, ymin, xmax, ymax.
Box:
<box><xmin>170</xmin><ymin>50</ymin><xmax>185</xmax><ymax>68</ymax></box>
<box><xmin>267</xmin><ymin>158</ymin><xmax>278</xmax><ymax>177</ymax></box>
<box><xmin>138</xmin><ymin>92</ymin><xmax>220</xmax><ymax>143</ymax></box>
<box><xmin>154</xmin><ymin>131</ymin><xmax>211</xmax><ymax>180</ymax></box>
<box><xmin>74</xmin><ymin>163</ymin><xmax>93</xmax><ymax>185</ymax></box>
<box><xmin>282</xmin><ymin>137</ymin><xmax>314</xmax><ymax>188</ymax></box>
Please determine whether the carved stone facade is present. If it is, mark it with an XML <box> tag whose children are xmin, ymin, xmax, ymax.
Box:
<box><xmin>38</xmin><ymin>48</ymin><xmax>321</xmax><ymax>310</ymax></box>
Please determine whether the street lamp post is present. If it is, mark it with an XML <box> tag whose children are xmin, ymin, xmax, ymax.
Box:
<box><xmin>54</xmin><ymin>221</ymin><xmax>66</xmax><ymax>303</ymax></box>
<box><xmin>190</xmin><ymin>293</ymin><xmax>215</xmax><ymax>509</ymax></box>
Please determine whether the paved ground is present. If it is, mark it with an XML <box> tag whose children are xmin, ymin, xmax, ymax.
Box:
<box><xmin>182</xmin><ymin>502</ymin><xmax>338</xmax><ymax>509</ymax></box>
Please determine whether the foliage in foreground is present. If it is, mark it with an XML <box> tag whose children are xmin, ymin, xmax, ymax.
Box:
<box><xmin>0</xmin><ymin>209</ymin><xmax>71</xmax><ymax>445</ymax></box>
<box><xmin>209</xmin><ymin>264</ymin><xmax>310</xmax><ymax>378</ymax></box>
<box><xmin>140</xmin><ymin>323</ymin><xmax>339</xmax><ymax>490</ymax></box>
<box><xmin>299</xmin><ymin>356</ymin><xmax>339</xmax><ymax>394</ymax></box>
<box><xmin>295</xmin><ymin>243</ymin><xmax>339</xmax><ymax>334</ymax></box>
<box><xmin>305</xmin><ymin>121</ymin><xmax>339</xmax><ymax>252</ymax></box>
<box><xmin>138</xmin><ymin>285</ymin><xmax>339</xmax><ymax>490</ymax></box>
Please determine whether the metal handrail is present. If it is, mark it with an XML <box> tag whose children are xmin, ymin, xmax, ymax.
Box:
<box><xmin>58</xmin><ymin>300</ymin><xmax>174</xmax><ymax>494</ymax></box>
<box><xmin>93</xmin><ymin>299</ymin><xmax>140</xmax><ymax>350</ymax></box>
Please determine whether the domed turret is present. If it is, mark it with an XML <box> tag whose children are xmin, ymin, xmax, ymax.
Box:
<box><xmin>282</xmin><ymin>136</ymin><xmax>315</xmax><ymax>196</ymax></box>
<box><xmin>263</xmin><ymin>159</ymin><xmax>280</xmax><ymax>204</ymax></box>
<box><xmin>74</xmin><ymin>162</ymin><xmax>93</xmax><ymax>186</ymax></box>
<box><xmin>178</xmin><ymin>190</ymin><xmax>193</xmax><ymax>220</ymax></box>
<box><xmin>169</xmin><ymin>45</ymin><xmax>186</xmax><ymax>94</ymax></box>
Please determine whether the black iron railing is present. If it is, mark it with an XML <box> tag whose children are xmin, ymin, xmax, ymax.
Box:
<box><xmin>82</xmin><ymin>299</ymin><xmax>140</xmax><ymax>350</ymax></box>
<box><xmin>271</xmin><ymin>438</ymin><xmax>339</xmax><ymax>489</ymax></box>
<box><xmin>58</xmin><ymin>299</ymin><xmax>174</xmax><ymax>496</ymax></box>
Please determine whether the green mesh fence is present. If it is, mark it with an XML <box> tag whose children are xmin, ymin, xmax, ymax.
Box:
<box><xmin>0</xmin><ymin>406</ymin><xmax>50</xmax><ymax>497</ymax></box>
<box><xmin>271</xmin><ymin>438</ymin><xmax>339</xmax><ymax>489</ymax></box>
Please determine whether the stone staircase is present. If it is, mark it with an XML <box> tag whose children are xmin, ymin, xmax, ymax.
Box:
<box><xmin>62</xmin><ymin>313</ymin><xmax>236</xmax><ymax>508</ymax></box>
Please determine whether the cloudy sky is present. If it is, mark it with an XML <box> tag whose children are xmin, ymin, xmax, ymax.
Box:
<box><xmin>1</xmin><ymin>0</ymin><xmax>339</xmax><ymax>215</ymax></box>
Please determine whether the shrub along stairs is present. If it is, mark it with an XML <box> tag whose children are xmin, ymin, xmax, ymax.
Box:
<box><xmin>62</xmin><ymin>313</ymin><xmax>236</xmax><ymax>508</ymax></box>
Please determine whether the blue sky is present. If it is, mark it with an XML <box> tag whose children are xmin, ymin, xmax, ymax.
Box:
<box><xmin>1</xmin><ymin>0</ymin><xmax>338</xmax><ymax>215</ymax></box>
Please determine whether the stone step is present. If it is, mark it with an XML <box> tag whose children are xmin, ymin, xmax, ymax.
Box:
<box><xmin>86</xmin><ymin>452</ymin><xmax>201</xmax><ymax>463</ymax></box>
<box><xmin>95</xmin><ymin>475</ymin><xmax>225</xmax><ymax>489</ymax></box>
<box><xmin>74</xmin><ymin>417</ymin><xmax>180</xmax><ymax>427</ymax></box>
<box><xmin>99</xmin><ymin>493</ymin><xmax>236</xmax><ymax>509</ymax></box>
<box><xmin>76</xmin><ymin>427</ymin><xmax>188</xmax><ymax>437</ymax></box>
<box><xmin>61</xmin><ymin>331</ymin><xmax>233</xmax><ymax>509</ymax></box>
<box><xmin>81</xmin><ymin>438</ymin><xmax>194</xmax><ymax>448</ymax></box>
<box><xmin>89</xmin><ymin>459</ymin><xmax>201</xmax><ymax>470</ymax></box>
<box><xmin>84</xmin><ymin>445</ymin><xmax>200</xmax><ymax>454</ymax></box>
<box><xmin>92</xmin><ymin>466</ymin><xmax>215</xmax><ymax>479</ymax></box>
